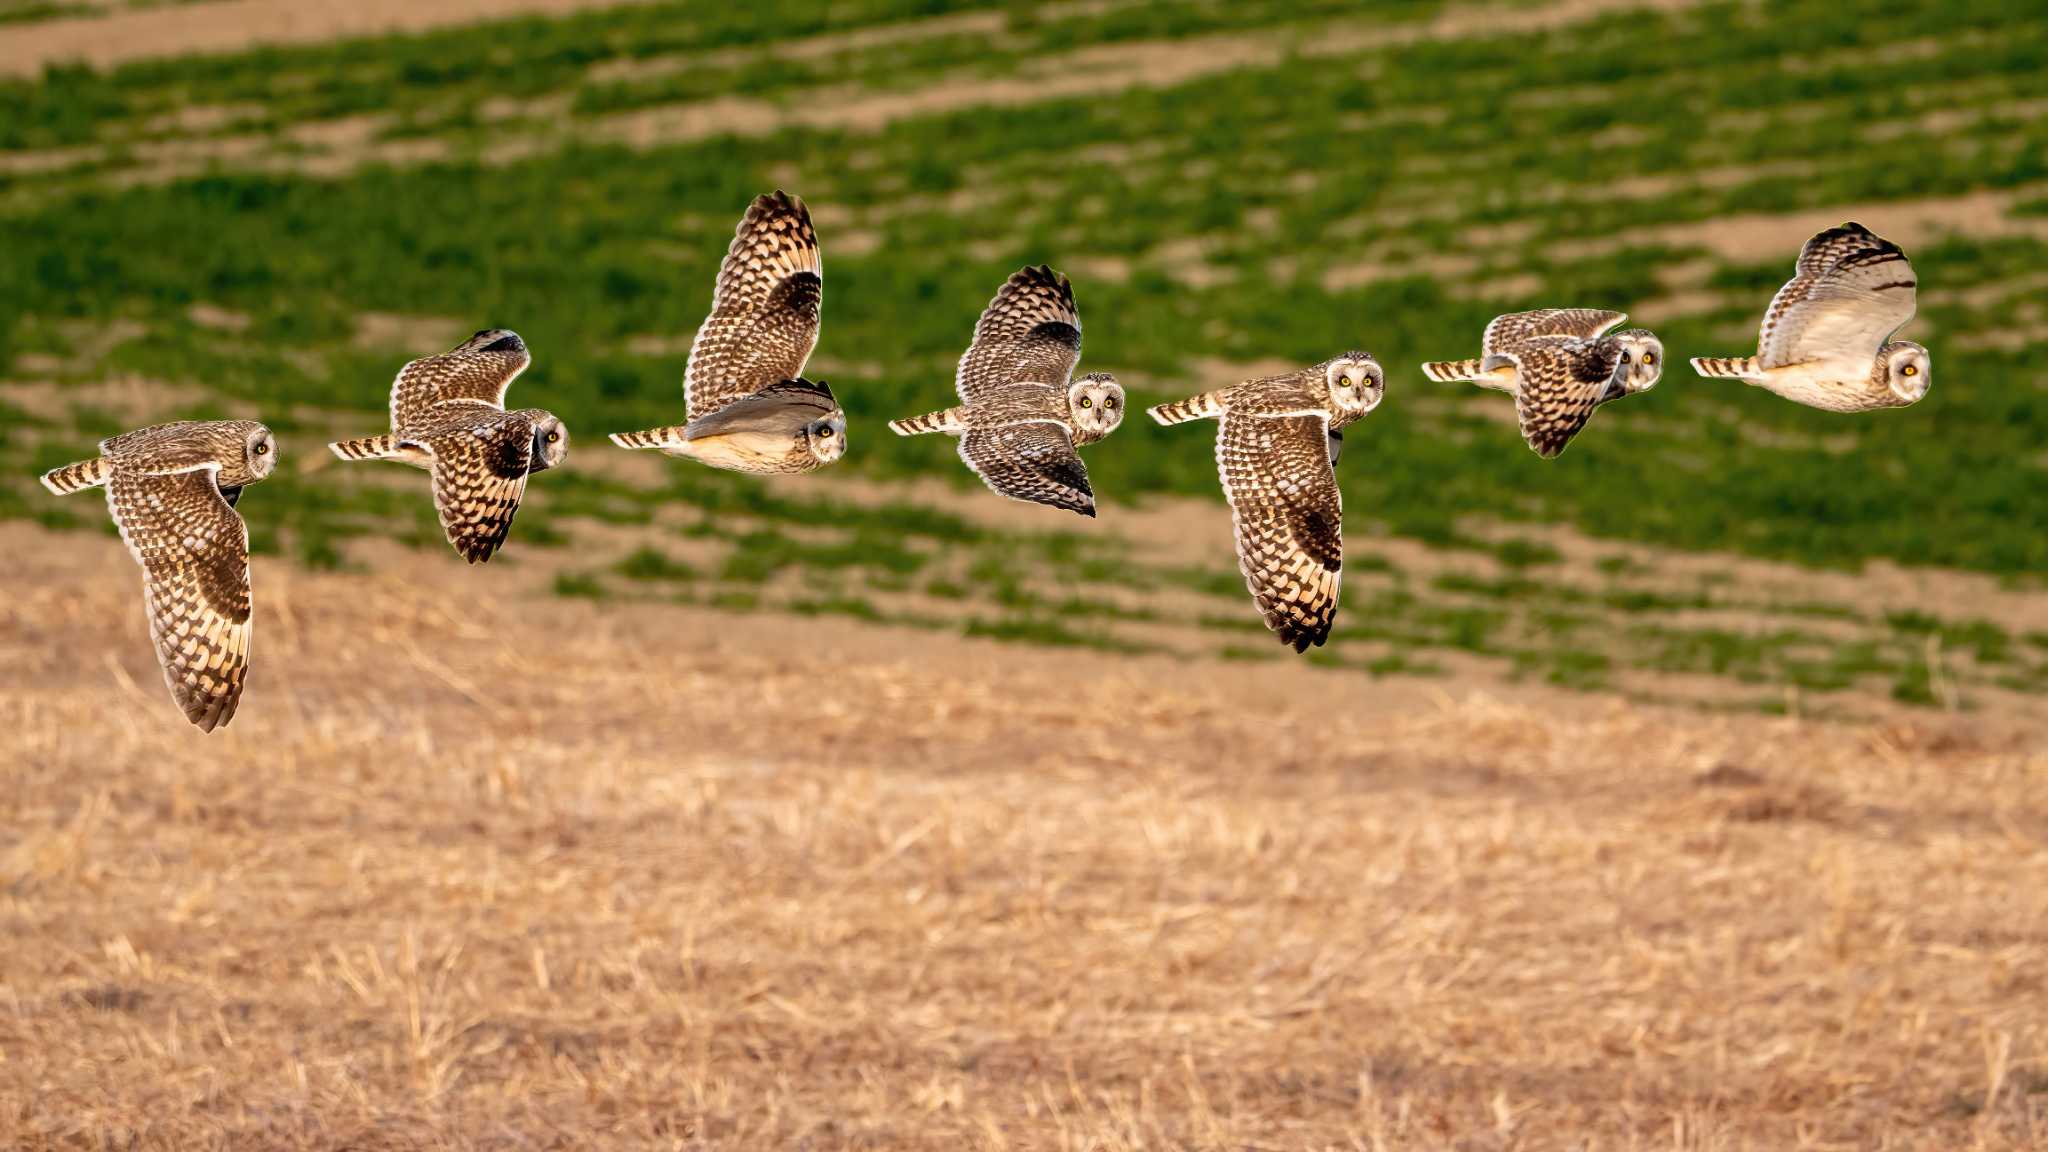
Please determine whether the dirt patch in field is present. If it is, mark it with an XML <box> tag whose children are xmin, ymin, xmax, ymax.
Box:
<box><xmin>0</xmin><ymin>0</ymin><xmax>652</xmax><ymax>77</ymax></box>
<box><xmin>1</xmin><ymin>518</ymin><xmax>2043</xmax><ymax>1148</ymax></box>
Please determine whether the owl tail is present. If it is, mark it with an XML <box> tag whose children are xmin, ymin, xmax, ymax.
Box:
<box><xmin>887</xmin><ymin>407</ymin><xmax>965</xmax><ymax>436</ymax></box>
<box><xmin>40</xmin><ymin>456</ymin><xmax>109</xmax><ymax>495</ymax></box>
<box><xmin>1690</xmin><ymin>355</ymin><xmax>1762</xmax><ymax>380</ymax></box>
<box><xmin>1420</xmin><ymin>358</ymin><xmax>1486</xmax><ymax>383</ymax></box>
<box><xmin>609</xmin><ymin>427</ymin><xmax>690</xmax><ymax>452</ymax></box>
<box><xmin>329</xmin><ymin>434</ymin><xmax>402</xmax><ymax>461</ymax></box>
<box><xmin>1146</xmin><ymin>389</ymin><xmax>1230</xmax><ymax>426</ymax></box>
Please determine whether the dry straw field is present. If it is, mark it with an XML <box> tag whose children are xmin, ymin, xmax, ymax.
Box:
<box><xmin>4</xmin><ymin>522</ymin><xmax>2046</xmax><ymax>1149</ymax></box>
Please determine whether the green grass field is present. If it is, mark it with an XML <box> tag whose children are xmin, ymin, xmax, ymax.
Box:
<box><xmin>2</xmin><ymin>0</ymin><xmax>2045</xmax><ymax>713</ymax></box>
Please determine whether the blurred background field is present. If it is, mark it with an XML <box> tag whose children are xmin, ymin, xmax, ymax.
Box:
<box><xmin>1</xmin><ymin>0</ymin><xmax>2046</xmax><ymax>1147</ymax></box>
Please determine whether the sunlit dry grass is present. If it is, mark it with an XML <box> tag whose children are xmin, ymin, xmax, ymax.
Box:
<box><xmin>2</xmin><ymin>522</ymin><xmax>2046</xmax><ymax>1149</ymax></box>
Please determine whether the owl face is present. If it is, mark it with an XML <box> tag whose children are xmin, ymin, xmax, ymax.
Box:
<box><xmin>529</xmin><ymin>414</ymin><xmax>569</xmax><ymax>473</ymax></box>
<box><xmin>1324</xmin><ymin>353</ymin><xmax>1385</xmax><ymax>419</ymax></box>
<box><xmin>1068</xmin><ymin>373</ymin><xmax>1125</xmax><ymax>438</ymax></box>
<box><xmin>227</xmin><ymin>424</ymin><xmax>279</xmax><ymax>486</ymax></box>
<box><xmin>1612</xmin><ymin>329</ymin><xmax>1664</xmax><ymax>395</ymax></box>
<box><xmin>1882</xmin><ymin>341</ymin><xmax>1931</xmax><ymax>403</ymax></box>
<box><xmin>805</xmin><ymin>412</ymin><xmax>847</xmax><ymax>464</ymax></box>
<box><xmin>456</xmin><ymin>328</ymin><xmax>527</xmax><ymax>356</ymax></box>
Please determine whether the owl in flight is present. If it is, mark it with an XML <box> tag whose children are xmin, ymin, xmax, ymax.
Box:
<box><xmin>889</xmin><ymin>265</ymin><xmax>1122</xmax><ymax>516</ymax></box>
<box><xmin>1149</xmin><ymin>354</ymin><xmax>1385</xmax><ymax>651</ymax></box>
<box><xmin>1421</xmin><ymin>309</ymin><xmax>1663</xmax><ymax>457</ymax></box>
<box><xmin>1690</xmin><ymin>222</ymin><xmax>1928</xmax><ymax>411</ymax></box>
<box><xmin>610</xmin><ymin>191</ymin><xmax>846</xmax><ymax>473</ymax></box>
<box><xmin>329</xmin><ymin>329</ymin><xmax>568</xmax><ymax>563</ymax></box>
<box><xmin>41</xmin><ymin>420</ymin><xmax>278</xmax><ymax>731</ymax></box>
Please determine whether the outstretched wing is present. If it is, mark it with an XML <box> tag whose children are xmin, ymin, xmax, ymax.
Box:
<box><xmin>1758</xmin><ymin>222</ymin><xmax>1916</xmax><ymax>367</ymax></box>
<box><xmin>390</xmin><ymin>341</ymin><xmax>530</xmax><ymax>429</ymax></box>
<box><xmin>1482</xmin><ymin>308</ymin><xmax>1627</xmax><ymax>356</ymax></box>
<box><xmin>411</xmin><ymin>411</ymin><xmax>537</xmax><ymax>564</ymax></box>
<box><xmin>956</xmin><ymin>265</ymin><xmax>1083</xmax><ymax>405</ymax></box>
<box><xmin>1487</xmin><ymin>335</ymin><xmax>1622</xmax><ymax>458</ymax></box>
<box><xmin>684</xmin><ymin>378</ymin><xmax>839</xmax><ymax>440</ymax></box>
<box><xmin>106</xmin><ymin>467</ymin><xmax>253</xmax><ymax>731</ymax></box>
<box><xmin>958</xmin><ymin>420</ymin><xmax>1094</xmax><ymax>516</ymax></box>
<box><xmin>1217</xmin><ymin>409</ymin><xmax>1343</xmax><ymax>651</ymax></box>
<box><xmin>686</xmin><ymin>191</ymin><xmax>823</xmax><ymax>419</ymax></box>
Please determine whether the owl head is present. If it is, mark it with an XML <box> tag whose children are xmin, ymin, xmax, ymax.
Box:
<box><xmin>1323</xmin><ymin>352</ymin><xmax>1385</xmax><ymax>420</ymax></box>
<box><xmin>455</xmin><ymin>328</ymin><xmax>527</xmax><ymax>356</ymax></box>
<box><xmin>1068</xmin><ymin>373</ymin><xmax>1125</xmax><ymax>440</ymax></box>
<box><xmin>528</xmin><ymin>413</ymin><xmax>569</xmax><ymax>473</ymax></box>
<box><xmin>1611</xmin><ymin>329</ymin><xmax>1664</xmax><ymax>396</ymax></box>
<box><xmin>804</xmin><ymin>410</ymin><xmax>847</xmax><ymax>465</ymax></box>
<box><xmin>239</xmin><ymin>423</ymin><xmax>279</xmax><ymax>483</ymax></box>
<box><xmin>1880</xmin><ymin>341</ymin><xmax>1931</xmax><ymax>403</ymax></box>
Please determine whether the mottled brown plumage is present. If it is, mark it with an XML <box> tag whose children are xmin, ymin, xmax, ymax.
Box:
<box><xmin>41</xmin><ymin>419</ymin><xmax>276</xmax><ymax>731</ymax></box>
<box><xmin>1421</xmin><ymin>309</ymin><xmax>1664</xmax><ymax>457</ymax></box>
<box><xmin>890</xmin><ymin>266</ymin><xmax>1122</xmax><ymax>516</ymax></box>
<box><xmin>331</xmin><ymin>328</ymin><xmax>568</xmax><ymax>563</ymax></box>
<box><xmin>1147</xmin><ymin>354</ymin><xmax>1385</xmax><ymax>651</ymax></box>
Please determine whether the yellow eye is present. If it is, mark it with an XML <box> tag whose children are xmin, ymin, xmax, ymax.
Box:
<box><xmin>547</xmin><ymin>432</ymin><xmax>559</xmax><ymax>443</ymax></box>
<box><xmin>1644</xmin><ymin>352</ymin><xmax>1657</xmax><ymax>365</ymax></box>
<box><xmin>1902</xmin><ymin>364</ymin><xmax>1918</xmax><ymax>377</ymax></box>
<box><xmin>1079</xmin><ymin>396</ymin><xmax>1092</xmax><ymax>409</ymax></box>
<box><xmin>254</xmin><ymin>442</ymin><xmax>269</xmax><ymax>455</ymax></box>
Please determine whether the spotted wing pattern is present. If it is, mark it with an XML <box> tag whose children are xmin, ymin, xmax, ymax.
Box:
<box><xmin>410</xmin><ymin>410</ymin><xmax>537</xmax><ymax>563</ymax></box>
<box><xmin>958</xmin><ymin>420</ymin><xmax>1094</xmax><ymax>516</ymax></box>
<box><xmin>1482</xmin><ymin>308</ymin><xmax>1627</xmax><ymax>355</ymax></box>
<box><xmin>107</xmin><ymin>467</ymin><xmax>252</xmax><ymax>731</ymax></box>
<box><xmin>390</xmin><ymin>347</ymin><xmax>530</xmax><ymax>429</ymax></box>
<box><xmin>686</xmin><ymin>191</ymin><xmax>823</xmax><ymax>420</ymax></box>
<box><xmin>1217</xmin><ymin>405</ymin><xmax>1343</xmax><ymax>651</ymax></box>
<box><xmin>1488</xmin><ymin>335</ymin><xmax>1623</xmax><ymax>458</ymax></box>
<box><xmin>956</xmin><ymin>265</ymin><xmax>1083</xmax><ymax>405</ymax></box>
<box><xmin>1758</xmin><ymin>223</ymin><xmax>1916</xmax><ymax>368</ymax></box>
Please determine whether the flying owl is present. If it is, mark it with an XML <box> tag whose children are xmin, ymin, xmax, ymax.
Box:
<box><xmin>1690</xmin><ymin>222</ymin><xmax>1928</xmax><ymax>411</ymax></box>
<box><xmin>1421</xmin><ymin>309</ymin><xmax>1663</xmax><ymax>458</ymax></box>
<box><xmin>40</xmin><ymin>420</ymin><xmax>278</xmax><ymax>732</ymax></box>
<box><xmin>328</xmin><ymin>328</ymin><xmax>568</xmax><ymax>564</ymax></box>
<box><xmin>610</xmin><ymin>190</ymin><xmax>846</xmax><ymax>473</ymax></box>
<box><xmin>888</xmin><ymin>265</ymin><xmax>1122</xmax><ymax>517</ymax></box>
<box><xmin>1148</xmin><ymin>354</ymin><xmax>1385</xmax><ymax>650</ymax></box>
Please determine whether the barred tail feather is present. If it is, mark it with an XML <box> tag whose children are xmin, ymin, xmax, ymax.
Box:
<box><xmin>40</xmin><ymin>457</ymin><xmax>109</xmax><ymax>495</ymax></box>
<box><xmin>888</xmin><ymin>407</ymin><xmax>965</xmax><ymax>436</ymax></box>
<box><xmin>609</xmin><ymin>427</ymin><xmax>689</xmax><ymax>451</ymax></box>
<box><xmin>1147</xmin><ymin>390</ymin><xmax>1229</xmax><ymax>426</ymax></box>
<box><xmin>328</xmin><ymin>434</ymin><xmax>401</xmax><ymax>461</ymax></box>
<box><xmin>1691</xmin><ymin>355</ymin><xmax>1762</xmax><ymax>379</ymax></box>
<box><xmin>1421</xmin><ymin>358</ymin><xmax>1486</xmax><ymax>383</ymax></box>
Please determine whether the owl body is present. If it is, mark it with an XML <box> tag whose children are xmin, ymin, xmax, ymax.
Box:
<box><xmin>610</xmin><ymin>191</ymin><xmax>846</xmax><ymax>474</ymax></box>
<box><xmin>889</xmin><ymin>265</ymin><xmax>1122</xmax><ymax>517</ymax></box>
<box><xmin>1690</xmin><ymin>223</ymin><xmax>1928</xmax><ymax>412</ymax></box>
<box><xmin>40</xmin><ymin>419</ymin><xmax>277</xmax><ymax>731</ymax></box>
<box><xmin>1421</xmin><ymin>309</ymin><xmax>1663</xmax><ymax>458</ymax></box>
<box><xmin>1148</xmin><ymin>354</ymin><xmax>1385</xmax><ymax>651</ymax></box>
<box><xmin>330</xmin><ymin>328</ymin><xmax>568</xmax><ymax>564</ymax></box>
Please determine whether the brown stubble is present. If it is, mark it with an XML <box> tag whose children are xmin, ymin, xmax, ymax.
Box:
<box><xmin>2</xmin><ymin>521</ymin><xmax>2045</xmax><ymax>1150</ymax></box>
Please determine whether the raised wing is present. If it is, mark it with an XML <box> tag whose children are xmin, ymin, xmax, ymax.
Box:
<box><xmin>956</xmin><ymin>265</ymin><xmax>1083</xmax><ymax>405</ymax></box>
<box><xmin>1758</xmin><ymin>223</ymin><xmax>1916</xmax><ymax>367</ymax></box>
<box><xmin>1217</xmin><ymin>408</ymin><xmax>1343</xmax><ymax>651</ymax></box>
<box><xmin>686</xmin><ymin>191</ymin><xmax>823</xmax><ymax>420</ymax></box>
<box><xmin>958</xmin><ymin>420</ymin><xmax>1094</xmax><ymax>516</ymax></box>
<box><xmin>390</xmin><ymin>331</ymin><xmax>531</xmax><ymax>429</ymax></box>
<box><xmin>1482</xmin><ymin>308</ymin><xmax>1627</xmax><ymax>355</ymax></box>
<box><xmin>1487</xmin><ymin>335</ymin><xmax>1622</xmax><ymax>458</ymax></box>
<box><xmin>106</xmin><ymin>467</ymin><xmax>253</xmax><ymax>731</ymax></box>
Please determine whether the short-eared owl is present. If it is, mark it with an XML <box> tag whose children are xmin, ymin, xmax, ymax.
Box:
<box><xmin>329</xmin><ymin>329</ymin><xmax>567</xmax><ymax>564</ymax></box>
<box><xmin>41</xmin><ymin>420</ymin><xmax>277</xmax><ymax>731</ymax></box>
<box><xmin>1421</xmin><ymin>309</ymin><xmax>1663</xmax><ymax>458</ymax></box>
<box><xmin>1691</xmin><ymin>222</ymin><xmax>1928</xmax><ymax>411</ymax></box>
<box><xmin>610</xmin><ymin>191</ymin><xmax>846</xmax><ymax>473</ymax></box>
<box><xmin>889</xmin><ymin>265</ymin><xmax>1122</xmax><ymax>517</ymax></box>
<box><xmin>1148</xmin><ymin>354</ymin><xmax>1385</xmax><ymax>650</ymax></box>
